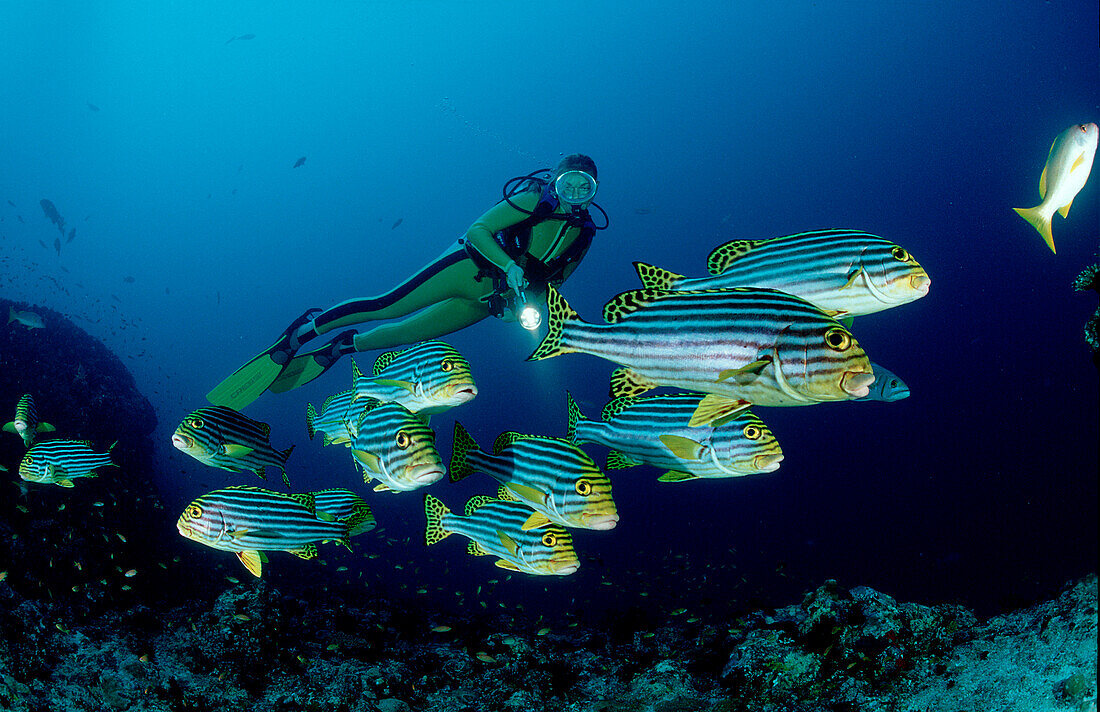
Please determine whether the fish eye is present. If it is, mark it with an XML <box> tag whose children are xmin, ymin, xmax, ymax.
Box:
<box><xmin>395</xmin><ymin>430</ymin><xmax>411</xmax><ymax>449</ymax></box>
<box><xmin>574</xmin><ymin>479</ymin><xmax>593</xmax><ymax>496</ymax></box>
<box><xmin>541</xmin><ymin>532</ymin><xmax>558</xmax><ymax>547</ymax></box>
<box><xmin>890</xmin><ymin>379</ymin><xmax>899</xmax><ymax>387</ymax></box>
<box><xmin>890</xmin><ymin>246</ymin><xmax>910</xmax><ymax>262</ymax></box>
<box><xmin>186</xmin><ymin>504</ymin><xmax>203</xmax><ymax>518</ymax></box>
<box><xmin>440</xmin><ymin>358</ymin><xmax>454</xmax><ymax>372</ymax></box>
<box><xmin>743</xmin><ymin>424</ymin><xmax>762</xmax><ymax>440</ymax></box>
<box><xmin>824</xmin><ymin>327</ymin><xmax>851</xmax><ymax>351</ymax></box>
<box><xmin>190</xmin><ymin>417</ymin><xmax>204</xmax><ymax>429</ymax></box>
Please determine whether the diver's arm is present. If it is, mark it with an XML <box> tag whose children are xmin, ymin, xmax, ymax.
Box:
<box><xmin>464</xmin><ymin>191</ymin><xmax>541</xmax><ymax>271</ymax></box>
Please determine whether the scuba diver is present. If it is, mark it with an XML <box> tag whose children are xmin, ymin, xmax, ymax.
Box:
<box><xmin>207</xmin><ymin>154</ymin><xmax>607</xmax><ymax>410</ymax></box>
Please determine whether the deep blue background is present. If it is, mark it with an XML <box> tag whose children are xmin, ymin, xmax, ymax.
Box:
<box><xmin>1</xmin><ymin>1</ymin><xmax>1096</xmax><ymax>619</ymax></box>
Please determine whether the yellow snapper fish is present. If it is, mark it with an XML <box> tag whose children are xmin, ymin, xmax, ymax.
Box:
<box><xmin>3</xmin><ymin>394</ymin><xmax>55</xmax><ymax>448</ymax></box>
<box><xmin>1014</xmin><ymin>123</ymin><xmax>1098</xmax><ymax>253</ymax></box>
<box><xmin>351</xmin><ymin>341</ymin><xmax>478</xmax><ymax>417</ymax></box>
<box><xmin>8</xmin><ymin>307</ymin><xmax>44</xmax><ymax>329</ymax></box>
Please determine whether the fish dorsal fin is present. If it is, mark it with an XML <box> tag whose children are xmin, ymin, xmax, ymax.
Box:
<box><xmin>688</xmin><ymin>395</ymin><xmax>752</xmax><ymax>427</ymax></box>
<box><xmin>633</xmin><ymin>262</ymin><xmax>684</xmax><ymax>290</ymax></box>
<box><xmin>497</xmin><ymin>530</ymin><xmax>519</xmax><ymax>555</ymax></box>
<box><xmin>321</xmin><ymin>390</ymin><xmax>350</xmax><ymax>414</ymax></box>
<box><xmin>601</xmin><ymin>396</ymin><xmax>640</xmax><ymax>421</ymax></box>
<box><xmin>522</xmin><ymin>511</ymin><xmax>552</xmax><ymax>531</ymax></box>
<box><xmin>464</xmin><ymin>495</ymin><xmax>497</xmax><ymax>516</ymax></box>
<box><xmin>289</xmin><ymin>493</ymin><xmax>316</xmax><ymax>513</ymax></box>
<box><xmin>602</xmin><ymin>289</ymin><xmax>671</xmax><ymax>324</ymax></box>
<box><xmin>468</xmin><ymin>540</ymin><xmax>490</xmax><ymax>556</ymax></box>
<box><xmin>716</xmin><ymin>357</ymin><xmax>772</xmax><ymax>385</ymax></box>
<box><xmin>236</xmin><ymin>550</ymin><xmax>265</xmax><ymax>577</ymax></box>
<box><xmin>351</xmin><ymin>360</ymin><xmax>363</xmax><ymax>381</ymax></box>
<box><xmin>657</xmin><ymin>471</ymin><xmax>698</xmax><ymax>483</ymax></box>
<box><xmin>495</xmin><ymin>559</ymin><xmax>521</xmax><ymax>571</ymax></box>
<box><xmin>609</xmin><ymin>368</ymin><xmax>657</xmax><ymax>399</ymax></box>
<box><xmin>290</xmin><ymin>543</ymin><xmax>317</xmax><ymax>560</ymax></box>
<box><xmin>496</xmin><ymin>486</ymin><xmax>520</xmax><ymax>502</ymax></box>
<box><xmin>492</xmin><ymin>431</ymin><xmax>527</xmax><ymax>454</ymax></box>
<box><xmin>225</xmin><ymin>485</ymin><xmax>267</xmax><ymax>493</ymax></box>
<box><xmin>707</xmin><ymin>239</ymin><xmax>759</xmax><ymax>275</ymax></box>
<box><xmin>372</xmin><ymin>348</ymin><xmax>406</xmax><ymax>376</ymax></box>
<box><xmin>659</xmin><ymin>434</ymin><xmax>706</xmax><ymax>461</ymax></box>
<box><xmin>258</xmin><ymin>421</ymin><xmax>271</xmax><ymax>438</ymax></box>
<box><xmin>606</xmin><ymin>450</ymin><xmax>640</xmax><ymax>470</ymax></box>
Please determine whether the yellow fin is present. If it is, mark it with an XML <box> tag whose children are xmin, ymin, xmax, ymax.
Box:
<box><xmin>716</xmin><ymin>358</ymin><xmax>770</xmax><ymax>385</ymax></box>
<box><xmin>290</xmin><ymin>544</ymin><xmax>317</xmax><ymax>560</ymax></box>
<box><xmin>506</xmin><ymin>482</ymin><xmax>545</xmax><ymax>505</ymax></box>
<box><xmin>1058</xmin><ymin>198</ymin><xmax>1073</xmax><ymax>219</ymax></box>
<box><xmin>373</xmin><ymin>483</ymin><xmax>392</xmax><ymax>492</ymax></box>
<box><xmin>707</xmin><ymin>238</ymin><xmax>758</xmax><ymax>275</ymax></box>
<box><xmin>352</xmin><ymin>449</ymin><xmax>382</xmax><ymax>474</ymax></box>
<box><xmin>688</xmin><ymin>395</ymin><xmax>751</xmax><ymax>427</ymax></box>
<box><xmin>606</xmin><ymin>450</ymin><xmax>640</xmax><ymax>470</ymax></box>
<box><xmin>57</xmin><ymin>479</ymin><xmax>75</xmax><ymax>488</ymax></box>
<box><xmin>372</xmin><ymin>378</ymin><xmax>416</xmax><ymax>393</ymax></box>
<box><xmin>223</xmin><ymin>443</ymin><xmax>254</xmax><ymax>458</ymax></box>
<box><xmin>633</xmin><ymin>262</ymin><xmax>683</xmax><ymax>290</ymax></box>
<box><xmin>1039</xmin><ymin>161</ymin><xmax>1048</xmax><ymax>198</ymax></box>
<box><xmin>602</xmin><ymin>289</ymin><xmax>670</xmax><ymax>324</ymax></box>
<box><xmin>468</xmin><ymin>540</ymin><xmax>490</xmax><ymax>556</ymax></box>
<box><xmin>236</xmin><ymin>550</ymin><xmax>264</xmax><ymax>577</ymax></box>
<box><xmin>1013</xmin><ymin>206</ymin><xmax>1055</xmax><ymax>253</ymax></box>
<box><xmin>495</xmin><ymin>559</ymin><xmax>521</xmax><ymax>572</ymax></box>
<box><xmin>609</xmin><ymin>368</ymin><xmax>657</xmax><ymax>399</ymax></box>
<box><xmin>838</xmin><ymin>267</ymin><xmax>862</xmax><ymax>290</ymax></box>
<box><xmin>658</xmin><ymin>434</ymin><xmax>705</xmax><ymax>461</ymax></box>
<box><xmin>498</xmin><ymin>530</ymin><xmax>518</xmax><ymax>556</ymax></box>
<box><xmin>37</xmin><ymin>423</ymin><xmax>56</xmax><ymax>433</ymax></box>
<box><xmin>496</xmin><ymin>485</ymin><xmax>520</xmax><ymax>502</ymax></box>
<box><xmin>522</xmin><ymin>511</ymin><xmax>552</xmax><ymax>531</ymax></box>
<box><xmin>657</xmin><ymin>471</ymin><xmax>698</xmax><ymax>483</ymax></box>
<box><xmin>1071</xmin><ymin>151</ymin><xmax>1085</xmax><ymax>173</ymax></box>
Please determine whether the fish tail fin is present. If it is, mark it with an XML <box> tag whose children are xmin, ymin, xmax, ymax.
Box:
<box><xmin>449</xmin><ymin>421</ymin><xmax>478</xmax><ymax>482</ymax></box>
<box><xmin>527</xmin><ymin>285</ymin><xmax>580</xmax><ymax>361</ymax></box>
<box><xmin>7</xmin><ymin>307</ymin><xmax>14</xmax><ymax>324</ymax></box>
<box><xmin>424</xmin><ymin>493</ymin><xmax>452</xmax><ymax>546</ymax></box>
<box><xmin>633</xmin><ymin>261</ymin><xmax>682</xmax><ymax>290</ymax></box>
<box><xmin>341</xmin><ymin>500</ymin><xmax>376</xmax><ymax>539</ymax></box>
<box><xmin>1013</xmin><ymin>205</ymin><xmax>1056</xmax><ymax>254</ymax></box>
<box><xmin>280</xmin><ymin>443</ymin><xmax>295</xmax><ymax>463</ymax></box>
<box><xmin>565</xmin><ymin>391</ymin><xmax>585</xmax><ymax>442</ymax></box>
<box><xmin>305</xmin><ymin>403</ymin><xmax>317</xmax><ymax>440</ymax></box>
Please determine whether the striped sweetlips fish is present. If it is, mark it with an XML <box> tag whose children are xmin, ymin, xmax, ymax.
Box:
<box><xmin>423</xmin><ymin>493</ymin><xmax>580</xmax><ymax>576</ymax></box>
<box><xmin>351</xmin><ymin>340</ymin><xmax>477</xmax><ymax>416</ymax></box>
<box><xmin>310</xmin><ymin>489</ymin><xmax>378</xmax><ymax>536</ymax></box>
<box><xmin>529</xmin><ymin>285</ymin><xmax>876</xmax><ymax>427</ymax></box>
<box><xmin>3</xmin><ymin>393</ymin><xmax>55</xmax><ymax>448</ymax></box>
<box><xmin>176</xmin><ymin>485</ymin><xmax>374</xmax><ymax>578</ymax></box>
<box><xmin>854</xmin><ymin>363</ymin><xmax>910</xmax><ymax>402</ymax></box>
<box><xmin>172</xmin><ymin>406</ymin><xmax>294</xmax><ymax>487</ymax></box>
<box><xmin>633</xmin><ymin>229</ymin><xmax>930</xmax><ymax>319</ymax></box>
<box><xmin>19</xmin><ymin>439</ymin><xmax>117</xmax><ymax>487</ymax></box>
<box><xmin>566</xmin><ymin>392</ymin><xmax>783</xmax><ymax>483</ymax></box>
<box><xmin>349</xmin><ymin>400</ymin><xmax>445</xmax><ymax>492</ymax></box>
<box><xmin>305</xmin><ymin>389</ymin><xmax>371</xmax><ymax>446</ymax></box>
<box><xmin>449</xmin><ymin>422</ymin><xmax>618</xmax><ymax>531</ymax></box>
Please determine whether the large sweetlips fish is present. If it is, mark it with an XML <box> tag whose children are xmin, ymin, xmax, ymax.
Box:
<box><xmin>172</xmin><ymin>405</ymin><xmax>294</xmax><ymax>487</ymax></box>
<box><xmin>351</xmin><ymin>340</ymin><xmax>477</xmax><ymax>416</ymax></box>
<box><xmin>566</xmin><ymin>392</ymin><xmax>783</xmax><ymax>483</ymax></box>
<box><xmin>633</xmin><ymin>229</ymin><xmax>930</xmax><ymax>319</ymax></box>
<box><xmin>349</xmin><ymin>400</ymin><xmax>445</xmax><ymax>492</ymax></box>
<box><xmin>529</xmin><ymin>285</ymin><xmax>875</xmax><ymax>426</ymax></box>
<box><xmin>19</xmin><ymin>439</ymin><xmax>117</xmax><ymax>487</ymax></box>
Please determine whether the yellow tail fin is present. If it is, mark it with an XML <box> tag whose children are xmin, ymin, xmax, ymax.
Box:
<box><xmin>1013</xmin><ymin>206</ymin><xmax>1055</xmax><ymax>254</ymax></box>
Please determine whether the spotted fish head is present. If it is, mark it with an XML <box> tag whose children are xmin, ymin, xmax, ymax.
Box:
<box><xmin>352</xmin><ymin>403</ymin><xmax>445</xmax><ymax>491</ymax></box>
<box><xmin>172</xmin><ymin>410</ymin><xmax>220</xmax><ymax>460</ymax></box>
<box><xmin>773</xmin><ymin>320</ymin><xmax>874</xmax><ymax>403</ymax></box>
<box><xmin>713</xmin><ymin>414</ymin><xmax>784</xmax><ymax>475</ymax></box>
<box><xmin>858</xmin><ymin>242</ymin><xmax>930</xmax><ymax>308</ymax></box>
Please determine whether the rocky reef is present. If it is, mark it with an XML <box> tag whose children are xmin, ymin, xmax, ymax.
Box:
<box><xmin>1074</xmin><ymin>263</ymin><xmax>1100</xmax><ymax>369</ymax></box>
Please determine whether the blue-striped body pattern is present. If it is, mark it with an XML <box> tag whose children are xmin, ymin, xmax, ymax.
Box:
<box><xmin>567</xmin><ymin>392</ymin><xmax>783</xmax><ymax>482</ymax></box>
<box><xmin>350</xmin><ymin>401</ymin><xmax>444</xmax><ymax>492</ymax></box>
<box><xmin>424</xmin><ymin>493</ymin><xmax>579</xmax><ymax>576</ymax></box>
<box><xmin>3</xmin><ymin>393</ymin><xmax>55</xmax><ymax>448</ymax></box>
<box><xmin>19</xmin><ymin>439</ymin><xmax>116</xmax><ymax>487</ymax></box>
<box><xmin>855</xmin><ymin>363</ymin><xmax>910</xmax><ymax>402</ymax></box>
<box><xmin>176</xmin><ymin>485</ymin><xmax>373</xmax><ymax>577</ymax></box>
<box><xmin>351</xmin><ymin>341</ymin><xmax>477</xmax><ymax>416</ymax></box>
<box><xmin>528</xmin><ymin>286</ymin><xmax>875</xmax><ymax>424</ymax></box>
<box><xmin>306</xmin><ymin>390</ymin><xmax>371</xmax><ymax>446</ymax></box>
<box><xmin>172</xmin><ymin>406</ymin><xmax>294</xmax><ymax>487</ymax></box>
<box><xmin>449</xmin><ymin>422</ymin><xmax>618</xmax><ymax>531</ymax></box>
<box><xmin>634</xmin><ymin>229</ymin><xmax>930</xmax><ymax>318</ymax></box>
<box><xmin>310</xmin><ymin>489</ymin><xmax>378</xmax><ymax>536</ymax></box>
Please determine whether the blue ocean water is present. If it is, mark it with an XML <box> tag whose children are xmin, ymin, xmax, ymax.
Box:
<box><xmin>1</xmin><ymin>1</ymin><xmax>1096</xmax><ymax>620</ymax></box>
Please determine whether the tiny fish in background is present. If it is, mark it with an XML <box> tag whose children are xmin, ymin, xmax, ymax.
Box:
<box><xmin>123</xmin><ymin>276</ymin><xmax>135</xmax><ymax>283</ymax></box>
<box><xmin>87</xmin><ymin>102</ymin><xmax>100</xmax><ymax>112</ymax></box>
<box><xmin>8</xmin><ymin>306</ymin><xmax>44</xmax><ymax>329</ymax></box>
<box><xmin>293</xmin><ymin>156</ymin><xmax>306</xmax><ymax>168</ymax></box>
<box><xmin>391</xmin><ymin>218</ymin><xmax>403</xmax><ymax>229</ymax></box>
<box><xmin>53</xmin><ymin>237</ymin><xmax>60</xmax><ymax>255</ymax></box>
<box><xmin>66</xmin><ymin>228</ymin><xmax>75</xmax><ymax>243</ymax></box>
<box><xmin>225</xmin><ymin>33</ymin><xmax>256</xmax><ymax>44</ymax></box>
<box><xmin>39</xmin><ymin>199</ymin><xmax>65</xmax><ymax>235</ymax></box>
<box><xmin>1014</xmin><ymin>123</ymin><xmax>1098</xmax><ymax>254</ymax></box>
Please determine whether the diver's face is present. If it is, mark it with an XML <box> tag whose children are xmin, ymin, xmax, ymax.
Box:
<box><xmin>554</xmin><ymin>170</ymin><xmax>597</xmax><ymax>209</ymax></box>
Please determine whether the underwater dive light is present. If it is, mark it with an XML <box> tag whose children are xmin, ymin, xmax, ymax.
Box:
<box><xmin>516</xmin><ymin>288</ymin><xmax>542</xmax><ymax>331</ymax></box>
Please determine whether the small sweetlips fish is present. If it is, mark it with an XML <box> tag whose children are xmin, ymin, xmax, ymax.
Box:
<box><xmin>424</xmin><ymin>493</ymin><xmax>580</xmax><ymax>576</ymax></box>
<box><xmin>19</xmin><ymin>440</ymin><xmax>117</xmax><ymax>487</ymax></box>
<box><xmin>1014</xmin><ymin>123</ymin><xmax>1098</xmax><ymax>254</ymax></box>
<box><xmin>172</xmin><ymin>406</ymin><xmax>294</xmax><ymax>487</ymax></box>
<box><xmin>351</xmin><ymin>341</ymin><xmax>477</xmax><ymax>416</ymax></box>
<box><xmin>449</xmin><ymin>422</ymin><xmax>619</xmax><ymax>531</ymax></box>
<box><xmin>634</xmin><ymin>229</ymin><xmax>930</xmax><ymax>318</ymax></box>
<box><xmin>854</xmin><ymin>363</ymin><xmax>910</xmax><ymax>402</ymax></box>
<box><xmin>350</xmin><ymin>401</ymin><xmax>445</xmax><ymax>492</ymax></box>
<box><xmin>8</xmin><ymin>307</ymin><xmax>44</xmax><ymax>329</ymax></box>
<box><xmin>529</xmin><ymin>285</ymin><xmax>875</xmax><ymax>427</ymax></box>
<box><xmin>305</xmin><ymin>390</ymin><xmax>370</xmax><ymax>446</ymax></box>
<box><xmin>309</xmin><ymin>489</ymin><xmax>377</xmax><ymax>536</ymax></box>
<box><xmin>566</xmin><ymin>392</ymin><xmax>783</xmax><ymax>483</ymax></box>
<box><xmin>3</xmin><ymin>394</ymin><xmax>55</xmax><ymax>448</ymax></box>
<box><xmin>176</xmin><ymin>485</ymin><xmax>372</xmax><ymax>578</ymax></box>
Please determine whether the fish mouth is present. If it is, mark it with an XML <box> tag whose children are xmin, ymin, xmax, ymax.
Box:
<box><xmin>910</xmin><ymin>272</ymin><xmax>931</xmax><ymax>295</ymax></box>
<box><xmin>753</xmin><ymin>453</ymin><xmax>784</xmax><ymax>472</ymax></box>
<box><xmin>176</xmin><ymin>520</ymin><xmax>192</xmax><ymax>538</ymax></box>
<box><xmin>450</xmin><ymin>385</ymin><xmax>478</xmax><ymax>404</ymax></box>
<box><xmin>551</xmin><ymin>558</ymin><xmax>581</xmax><ymax>575</ymax></box>
<box><xmin>583</xmin><ymin>512</ymin><xmax>619</xmax><ymax>531</ymax></box>
<box><xmin>841</xmin><ymin>370</ymin><xmax>876</xmax><ymax>398</ymax></box>
<box><xmin>406</xmin><ymin>463</ymin><xmax>445</xmax><ymax>485</ymax></box>
<box><xmin>171</xmin><ymin>434</ymin><xmax>191</xmax><ymax>450</ymax></box>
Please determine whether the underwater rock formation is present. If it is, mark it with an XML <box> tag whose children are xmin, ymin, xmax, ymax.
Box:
<box><xmin>1073</xmin><ymin>263</ymin><xmax>1100</xmax><ymax>369</ymax></box>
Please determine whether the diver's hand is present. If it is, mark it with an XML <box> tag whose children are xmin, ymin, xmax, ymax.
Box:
<box><xmin>504</xmin><ymin>261</ymin><xmax>528</xmax><ymax>293</ymax></box>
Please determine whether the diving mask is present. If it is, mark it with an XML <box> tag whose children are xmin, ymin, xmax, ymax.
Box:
<box><xmin>553</xmin><ymin>170</ymin><xmax>597</xmax><ymax>211</ymax></box>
